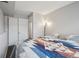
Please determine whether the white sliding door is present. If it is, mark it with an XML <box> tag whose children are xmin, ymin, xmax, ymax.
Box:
<box><xmin>9</xmin><ymin>17</ymin><xmax>18</xmax><ymax>46</ymax></box>
<box><xmin>9</xmin><ymin>17</ymin><xmax>28</xmax><ymax>45</ymax></box>
<box><xmin>19</xmin><ymin>18</ymin><xmax>28</xmax><ymax>45</ymax></box>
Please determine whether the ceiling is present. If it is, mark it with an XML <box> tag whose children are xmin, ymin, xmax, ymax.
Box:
<box><xmin>0</xmin><ymin>1</ymin><xmax>75</xmax><ymax>18</ymax></box>
<box><xmin>15</xmin><ymin>1</ymin><xmax>75</xmax><ymax>15</ymax></box>
<box><xmin>0</xmin><ymin>1</ymin><xmax>15</xmax><ymax>16</ymax></box>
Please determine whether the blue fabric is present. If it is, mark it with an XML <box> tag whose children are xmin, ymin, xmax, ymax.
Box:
<box><xmin>31</xmin><ymin>47</ymin><xmax>47</xmax><ymax>58</ymax></box>
<box><xmin>33</xmin><ymin>44</ymin><xmax>65</xmax><ymax>58</ymax></box>
<box><xmin>54</xmin><ymin>40</ymin><xmax>79</xmax><ymax>50</ymax></box>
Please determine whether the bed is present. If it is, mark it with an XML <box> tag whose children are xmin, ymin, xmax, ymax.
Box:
<box><xmin>19</xmin><ymin>40</ymin><xmax>65</xmax><ymax>58</ymax></box>
<box><xmin>19</xmin><ymin>35</ymin><xmax>79</xmax><ymax>58</ymax></box>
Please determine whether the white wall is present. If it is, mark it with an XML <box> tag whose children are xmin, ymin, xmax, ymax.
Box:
<box><xmin>33</xmin><ymin>13</ymin><xmax>44</xmax><ymax>38</ymax></box>
<box><xmin>0</xmin><ymin>9</ymin><xmax>4</xmax><ymax>33</ymax></box>
<box><xmin>45</xmin><ymin>2</ymin><xmax>79</xmax><ymax>35</ymax></box>
<box><xmin>0</xmin><ymin>9</ymin><xmax>8</xmax><ymax>57</ymax></box>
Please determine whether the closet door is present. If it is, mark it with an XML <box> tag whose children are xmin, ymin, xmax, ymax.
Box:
<box><xmin>19</xmin><ymin>18</ymin><xmax>28</xmax><ymax>45</ymax></box>
<box><xmin>9</xmin><ymin>17</ymin><xmax>28</xmax><ymax>45</ymax></box>
<box><xmin>9</xmin><ymin>17</ymin><xmax>18</xmax><ymax>46</ymax></box>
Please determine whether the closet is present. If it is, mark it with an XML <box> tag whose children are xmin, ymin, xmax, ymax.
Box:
<box><xmin>8</xmin><ymin>17</ymin><xmax>29</xmax><ymax>46</ymax></box>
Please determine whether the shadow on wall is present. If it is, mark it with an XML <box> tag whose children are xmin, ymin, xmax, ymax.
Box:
<box><xmin>0</xmin><ymin>32</ymin><xmax>7</xmax><ymax>58</ymax></box>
